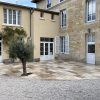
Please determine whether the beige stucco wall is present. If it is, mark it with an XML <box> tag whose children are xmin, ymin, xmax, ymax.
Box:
<box><xmin>0</xmin><ymin>4</ymin><xmax>31</xmax><ymax>61</ymax></box>
<box><xmin>32</xmin><ymin>10</ymin><xmax>59</xmax><ymax>59</ymax></box>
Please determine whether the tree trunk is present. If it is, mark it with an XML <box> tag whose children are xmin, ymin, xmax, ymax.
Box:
<box><xmin>22</xmin><ymin>60</ymin><xmax>27</xmax><ymax>76</ymax></box>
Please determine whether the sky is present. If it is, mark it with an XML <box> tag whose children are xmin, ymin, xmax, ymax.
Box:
<box><xmin>0</xmin><ymin>0</ymin><xmax>36</xmax><ymax>7</ymax></box>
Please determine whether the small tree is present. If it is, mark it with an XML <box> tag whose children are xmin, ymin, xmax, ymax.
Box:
<box><xmin>9</xmin><ymin>37</ymin><xmax>33</xmax><ymax>76</ymax></box>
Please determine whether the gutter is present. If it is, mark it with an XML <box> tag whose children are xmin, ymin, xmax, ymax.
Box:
<box><xmin>29</xmin><ymin>8</ymin><xmax>34</xmax><ymax>61</ymax></box>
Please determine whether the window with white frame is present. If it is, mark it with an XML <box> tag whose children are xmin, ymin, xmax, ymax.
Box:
<box><xmin>86</xmin><ymin>0</ymin><xmax>96</xmax><ymax>22</ymax></box>
<box><xmin>47</xmin><ymin>0</ymin><xmax>51</xmax><ymax>8</ymax></box>
<box><xmin>3</xmin><ymin>8</ymin><xmax>21</xmax><ymax>25</ymax></box>
<box><xmin>60</xmin><ymin>9</ymin><xmax>66</xmax><ymax>28</ymax></box>
<box><xmin>55</xmin><ymin>35</ymin><xmax>69</xmax><ymax>54</ymax></box>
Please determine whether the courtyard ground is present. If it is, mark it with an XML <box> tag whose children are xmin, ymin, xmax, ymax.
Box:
<box><xmin>0</xmin><ymin>60</ymin><xmax>100</xmax><ymax>80</ymax></box>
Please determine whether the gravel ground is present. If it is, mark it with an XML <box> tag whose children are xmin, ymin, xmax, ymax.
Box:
<box><xmin>0</xmin><ymin>76</ymin><xmax>100</xmax><ymax>100</ymax></box>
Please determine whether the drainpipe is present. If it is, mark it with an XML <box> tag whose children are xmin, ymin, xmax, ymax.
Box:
<box><xmin>29</xmin><ymin>8</ymin><xmax>34</xmax><ymax>61</ymax></box>
<box><xmin>30</xmin><ymin>8</ymin><xmax>33</xmax><ymax>37</ymax></box>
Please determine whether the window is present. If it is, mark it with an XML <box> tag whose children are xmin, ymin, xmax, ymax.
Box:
<box><xmin>51</xmin><ymin>14</ymin><xmax>54</xmax><ymax>20</ymax></box>
<box><xmin>87</xmin><ymin>33</ymin><xmax>95</xmax><ymax>42</ymax></box>
<box><xmin>13</xmin><ymin>10</ymin><xmax>16</xmax><ymax>24</ymax></box>
<box><xmin>3</xmin><ymin>8</ymin><xmax>21</xmax><ymax>25</ymax></box>
<box><xmin>40</xmin><ymin>12</ymin><xmax>44</xmax><ymax>18</ymax></box>
<box><xmin>40</xmin><ymin>37</ymin><xmax>54</xmax><ymax>42</ymax></box>
<box><xmin>60</xmin><ymin>0</ymin><xmax>64</xmax><ymax>2</ymax></box>
<box><xmin>88</xmin><ymin>45</ymin><xmax>95</xmax><ymax>53</ymax></box>
<box><xmin>60</xmin><ymin>9</ymin><xmax>66</xmax><ymax>28</ymax></box>
<box><xmin>47</xmin><ymin>0</ymin><xmax>51</xmax><ymax>8</ymax></box>
<box><xmin>4</xmin><ymin>9</ymin><xmax>7</xmax><ymax>23</ymax></box>
<box><xmin>55</xmin><ymin>35</ymin><xmax>69</xmax><ymax>54</ymax></box>
<box><xmin>60</xmin><ymin>36</ymin><xmax>65</xmax><ymax>53</ymax></box>
<box><xmin>86</xmin><ymin>0</ymin><xmax>96</xmax><ymax>22</ymax></box>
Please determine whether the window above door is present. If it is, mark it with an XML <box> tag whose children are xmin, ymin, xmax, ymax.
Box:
<box><xmin>86</xmin><ymin>0</ymin><xmax>96</xmax><ymax>22</ymax></box>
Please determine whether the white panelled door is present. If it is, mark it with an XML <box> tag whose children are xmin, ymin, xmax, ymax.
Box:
<box><xmin>40</xmin><ymin>38</ymin><xmax>54</xmax><ymax>61</ymax></box>
<box><xmin>87</xmin><ymin>42</ymin><xmax>95</xmax><ymax>64</ymax></box>
<box><xmin>86</xmin><ymin>33</ymin><xmax>95</xmax><ymax>64</ymax></box>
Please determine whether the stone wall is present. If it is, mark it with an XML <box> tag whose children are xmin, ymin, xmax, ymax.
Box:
<box><xmin>56</xmin><ymin>0</ymin><xmax>100</xmax><ymax>64</ymax></box>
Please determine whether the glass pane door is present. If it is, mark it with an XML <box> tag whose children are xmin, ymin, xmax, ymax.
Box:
<box><xmin>40</xmin><ymin>43</ymin><xmax>44</xmax><ymax>55</ymax></box>
<box><xmin>45</xmin><ymin>43</ymin><xmax>48</xmax><ymax>55</ymax></box>
<box><xmin>50</xmin><ymin>43</ymin><xmax>53</xmax><ymax>55</ymax></box>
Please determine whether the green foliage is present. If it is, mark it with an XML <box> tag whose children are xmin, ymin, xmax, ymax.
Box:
<box><xmin>9</xmin><ymin>37</ymin><xmax>33</xmax><ymax>63</ymax></box>
<box><xmin>0</xmin><ymin>26</ymin><xmax>27</xmax><ymax>46</ymax></box>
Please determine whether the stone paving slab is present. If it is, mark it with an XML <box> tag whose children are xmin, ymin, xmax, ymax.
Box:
<box><xmin>0</xmin><ymin>61</ymin><xmax>100</xmax><ymax>80</ymax></box>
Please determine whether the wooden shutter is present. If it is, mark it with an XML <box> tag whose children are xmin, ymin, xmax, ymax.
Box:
<box><xmin>65</xmin><ymin>35</ymin><xmax>69</xmax><ymax>54</ymax></box>
<box><xmin>55</xmin><ymin>36</ymin><xmax>60</xmax><ymax>54</ymax></box>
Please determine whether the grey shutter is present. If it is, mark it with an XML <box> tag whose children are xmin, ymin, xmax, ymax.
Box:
<box><xmin>55</xmin><ymin>36</ymin><xmax>60</xmax><ymax>54</ymax></box>
<box><xmin>65</xmin><ymin>35</ymin><xmax>69</xmax><ymax>54</ymax></box>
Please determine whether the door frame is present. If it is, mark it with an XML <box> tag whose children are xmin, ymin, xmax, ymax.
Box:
<box><xmin>40</xmin><ymin>41</ymin><xmax>54</xmax><ymax>61</ymax></box>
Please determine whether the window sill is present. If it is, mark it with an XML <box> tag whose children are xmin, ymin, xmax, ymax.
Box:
<box><xmin>2</xmin><ymin>24</ymin><xmax>23</xmax><ymax>27</ymax></box>
<box><xmin>60</xmin><ymin>26</ymin><xmax>67</xmax><ymax>30</ymax></box>
<box><xmin>86</xmin><ymin>20</ymin><xmax>96</xmax><ymax>24</ymax></box>
<box><xmin>60</xmin><ymin>52</ymin><xmax>69</xmax><ymax>54</ymax></box>
<box><xmin>40</xmin><ymin>17</ymin><xmax>45</xmax><ymax>20</ymax></box>
<box><xmin>51</xmin><ymin>20</ymin><xmax>56</xmax><ymax>22</ymax></box>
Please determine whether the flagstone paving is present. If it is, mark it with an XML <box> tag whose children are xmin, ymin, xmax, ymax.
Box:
<box><xmin>0</xmin><ymin>61</ymin><xmax>100</xmax><ymax>80</ymax></box>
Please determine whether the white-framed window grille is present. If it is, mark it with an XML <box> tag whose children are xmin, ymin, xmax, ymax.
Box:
<box><xmin>55</xmin><ymin>35</ymin><xmax>69</xmax><ymax>54</ymax></box>
<box><xmin>86</xmin><ymin>0</ymin><xmax>96</xmax><ymax>22</ymax></box>
<box><xmin>60</xmin><ymin>9</ymin><xmax>66</xmax><ymax>28</ymax></box>
<box><xmin>3</xmin><ymin>8</ymin><xmax>21</xmax><ymax>25</ymax></box>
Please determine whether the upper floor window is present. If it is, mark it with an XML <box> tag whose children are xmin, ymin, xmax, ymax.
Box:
<box><xmin>86</xmin><ymin>0</ymin><xmax>96</xmax><ymax>22</ymax></box>
<box><xmin>3</xmin><ymin>8</ymin><xmax>21</xmax><ymax>25</ymax></box>
<box><xmin>60</xmin><ymin>9</ymin><xmax>66</xmax><ymax>28</ymax></box>
<box><xmin>60</xmin><ymin>0</ymin><xmax>64</xmax><ymax>2</ymax></box>
<box><xmin>47</xmin><ymin>0</ymin><xmax>51</xmax><ymax>8</ymax></box>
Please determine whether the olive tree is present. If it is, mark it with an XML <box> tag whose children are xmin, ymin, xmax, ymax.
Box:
<box><xmin>9</xmin><ymin>37</ymin><xmax>33</xmax><ymax>76</ymax></box>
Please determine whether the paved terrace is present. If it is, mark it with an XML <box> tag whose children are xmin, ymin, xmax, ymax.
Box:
<box><xmin>0</xmin><ymin>61</ymin><xmax>100</xmax><ymax>79</ymax></box>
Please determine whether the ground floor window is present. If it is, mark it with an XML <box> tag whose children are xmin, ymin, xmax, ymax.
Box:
<box><xmin>55</xmin><ymin>35</ymin><xmax>69</xmax><ymax>54</ymax></box>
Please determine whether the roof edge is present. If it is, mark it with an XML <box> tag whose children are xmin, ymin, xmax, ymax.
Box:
<box><xmin>31</xmin><ymin>0</ymin><xmax>43</xmax><ymax>3</ymax></box>
<box><xmin>34</xmin><ymin>8</ymin><xmax>59</xmax><ymax>15</ymax></box>
<box><xmin>0</xmin><ymin>1</ymin><xmax>59</xmax><ymax>15</ymax></box>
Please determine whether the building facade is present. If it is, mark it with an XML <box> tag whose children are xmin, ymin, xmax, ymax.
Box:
<box><xmin>32</xmin><ymin>0</ymin><xmax>100</xmax><ymax>64</ymax></box>
<box><xmin>0</xmin><ymin>0</ymin><xmax>100</xmax><ymax>65</ymax></box>
<box><xmin>0</xmin><ymin>1</ymin><xmax>59</xmax><ymax>63</ymax></box>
